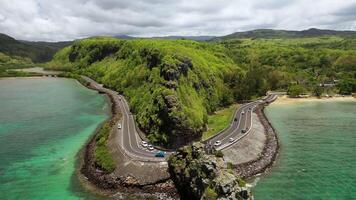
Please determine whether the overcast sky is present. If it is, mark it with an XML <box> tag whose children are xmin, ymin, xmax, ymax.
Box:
<box><xmin>0</xmin><ymin>0</ymin><xmax>355</xmax><ymax>41</ymax></box>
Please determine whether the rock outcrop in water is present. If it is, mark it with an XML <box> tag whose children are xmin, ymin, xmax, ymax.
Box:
<box><xmin>168</xmin><ymin>143</ymin><xmax>252</xmax><ymax>200</ymax></box>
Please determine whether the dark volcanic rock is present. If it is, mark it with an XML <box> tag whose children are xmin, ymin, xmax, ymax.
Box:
<box><xmin>168</xmin><ymin>144</ymin><xmax>253</xmax><ymax>200</ymax></box>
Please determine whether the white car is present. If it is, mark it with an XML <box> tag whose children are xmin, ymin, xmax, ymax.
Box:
<box><xmin>241</xmin><ymin>111</ymin><xmax>245</xmax><ymax>115</ymax></box>
<box><xmin>117</xmin><ymin>123</ymin><xmax>122</xmax><ymax>129</ymax></box>
<box><xmin>214</xmin><ymin>140</ymin><xmax>222</xmax><ymax>146</ymax></box>
<box><xmin>141</xmin><ymin>141</ymin><xmax>148</xmax><ymax>148</ymax></box>
<box><xmin>148</xmin><ymin>144</ymin><xmax>154</xmax><ymax>151</ymax></box>
<box><xmin>229</xmin><ymin>138</ymin><xmax>235</xmax><ymax>143</ymax></box>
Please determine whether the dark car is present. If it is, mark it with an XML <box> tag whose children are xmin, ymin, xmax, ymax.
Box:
<box><xmin>155</xmin><ymin>151</ymin><xmax>166</xmax><ymax>157</ymax></box>
<box><xmin>234</xmin><ymin>117</ymin><xmax>238</xmax><ymax>121</ymax></box>
<box><xmin>241</xmin><ymin>129</ymin><xmax>247</xmax><ymax>134</ymax></box>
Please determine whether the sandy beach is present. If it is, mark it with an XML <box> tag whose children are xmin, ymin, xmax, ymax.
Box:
<box><xmin>273</xmin><ymin>95</ymin><xmax>355</xmax><ymax>105</ymax></box>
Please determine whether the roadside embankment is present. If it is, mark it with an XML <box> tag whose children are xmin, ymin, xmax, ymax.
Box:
<box><xmin>78</xmin><ymin>76</ymin><xmax>177</xmax><ymax>198</ymax></box>
<box><xmin>233</xmin><ymin>103</ymin><xmax>279</xmax><ymax>179</ymax></box>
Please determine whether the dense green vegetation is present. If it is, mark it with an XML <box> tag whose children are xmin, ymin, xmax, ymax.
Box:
<box><xmin>0</xmin><ymin>33</ymin><xmax>71</xmax><ymax>63</ymax></box>
<box><xmin>202</xmin><ymin>104</ymin><xmax>237</xmax><ymax>140</ymax></box>
<box><xmin>0</xmin><ymin>52</ymin><xmax>32</xmax><ymax>68</ymax></box>
<box><xmin>49</xmin><ymin>31</ymin><xmax>356</xmax><ymax>146</ymax></box>
<box><xmin>50</xmin><ymin>37</ymin><xmax>239</xmax><ymax>147</ymax></box>
<box><xmin>220</xmin><ymin>36</ymin><xmax>356</xmax><ymax>99</ymax></box>
<box><xmin>94</xmin><ymin>122</ymin><xmax>115</xmax><ymax>172</ymax></box>
<box><xmin>0</xmin><ymin>52</ymin><xmax>38</xmax><ymax>77</ymax></box>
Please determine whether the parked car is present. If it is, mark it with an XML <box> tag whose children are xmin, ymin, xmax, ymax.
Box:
<box><xmin>155</xmin><ymin>151</ymin><xmax>166</xmax><ymax>157</ymax></box>
<box><xmin>214</xmin><ymin>140</ymin><xmax>222</xmax><ymax>146</ymax></box>
<box><xmin>141</xmin><ymin>141</ymin><xmax>148</xmax><ymax>148</ymax></box>
<box><xmin>117</xmin><ymin>123</ymin><xmax>122</xmax><ymax>129</ymax></box>
<box><xmin>148</xmin><ymin>144</ymin><xmax>154</xmax><ymax>151</ymax></box>
<box><xmin>229</xmin><ymin>138</ymin><xmax>235</xmax><ymax>143</ymax></box>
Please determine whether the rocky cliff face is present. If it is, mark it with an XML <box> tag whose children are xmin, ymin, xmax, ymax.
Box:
<box><xmin>168</xmin><ymin>143</ymin><xmax>253</xmax><ymax>200</ymax></box>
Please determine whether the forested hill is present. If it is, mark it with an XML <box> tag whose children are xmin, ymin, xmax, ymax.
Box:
<box><xmin>0</xmin><ymin>33</ymin><xmax>72</xmax><ymax>63</ymax></box>
<box><xmin>48</xmin><ymin>34</ymin><xmax>356</xmax><ymax>146</ymax></box>
<box><xmin>216</xmin><ymin>28</ymin><xmax>356</xmax><ymax>40</ymax></box>
<box><xmin>49</xmin><ymin>37</ymin><xmax>240</xmax><ymax>147</ymax></box>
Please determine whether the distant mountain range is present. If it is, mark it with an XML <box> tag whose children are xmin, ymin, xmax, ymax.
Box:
<box><xmin>114</xmin><ymin>35</ymin><xmax>215</xmax><ymax>41</ymax></box>
<box><xmin>217</xmin><ymin>28</ymin><xmax>356</xmax><ymax>40</ymax></box>
<box><xmin>1</xmin><ymin>28</ymin><xmax>356</xmax><ymax>63</ymax></box>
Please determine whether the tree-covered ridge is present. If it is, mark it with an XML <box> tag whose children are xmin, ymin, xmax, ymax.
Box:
<box><xmin>0</xmin><ymin>33</ymin><xmax>71</xmax><ymax>63</ymax></box>
<box><xmin>217</xmin><ymin>28</ymin><xmax>356</xmax><ymax>40</ymax></box>
<box><xmin>51</xmin><ymin>37</ymin><xmax>240</xmax><ymax>147</ymax></box>
<box><xmin>220</xmin><ymin>37</ymin><xmax>356</xmax><ymax>98</ymax></box>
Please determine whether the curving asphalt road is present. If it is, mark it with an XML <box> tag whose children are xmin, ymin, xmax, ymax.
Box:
<box><xmin>204</xmin><ymin>94</ymin><xmax>277</xmax><ymax>150</ymax></box>
<box><xmin>82</xmin><ymin>76</ymin><xmax>277</xmax><ymax>162</ymax></box>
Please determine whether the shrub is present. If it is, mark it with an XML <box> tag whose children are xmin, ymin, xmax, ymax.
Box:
<box><xmin>204</xmin><ymin>186</ymin><xmax>218</xmax><ymax>200</ymax></box>
<box><xmin>214</xmin><ymin>150</ymin><xmax>224</xmax><ymax>158</ymax></box>
<box><xmin>94</xmin><ymin>123</ymin><xmax>115</xmax><ymax>172</ymax></box>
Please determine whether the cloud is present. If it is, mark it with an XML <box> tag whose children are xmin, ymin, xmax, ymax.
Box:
<box><xmin>0</xmin><ymin>0</ymin><xmax>355</xmax><ymax>41</ymax></box>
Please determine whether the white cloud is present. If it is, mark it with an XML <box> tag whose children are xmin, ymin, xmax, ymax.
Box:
<box><xmin>0</xmin><ymin>0</ymin><xmax>355</xmax><ymax>41</ymax></box>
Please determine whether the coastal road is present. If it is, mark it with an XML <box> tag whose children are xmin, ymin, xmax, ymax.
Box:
<box><xmin>204</xmin><ymin>94</ymin><xmax>277</xmax><ymax>150</ymax></box>
<box><xmin>82</xmin><ymin>75</ymin><xmax>277</xmax><ymax>161</ymax></box>
<box><xmin>82</xmin><ymin>76</ymin><xmax>167</xmax><ymax>162</ymax></box>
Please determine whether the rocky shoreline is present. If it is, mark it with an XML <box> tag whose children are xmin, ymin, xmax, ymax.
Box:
<box><xmin>235</xmin><ymin>102</ymin><xmax>280</xmax><ymax>179</ymax></box>
<box><xmin>78</xmin><ymin>76</ymin><xmax>281</xmax><ymax>199</ymax></box>
<box><xmin>75</xmin><ymin>73</ymin><xmax>280</xmax><ymax>199</ymax></box>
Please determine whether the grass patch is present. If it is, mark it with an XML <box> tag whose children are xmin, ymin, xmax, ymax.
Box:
<box><xmin>202</xmin><ymin>104</ymin><xmax>238</xmax><ymax>140</ymax></box>
<box><xmin>94</xmin><ymin>122</ymin><xmax>115</xmax><ymax>173</ymax></box>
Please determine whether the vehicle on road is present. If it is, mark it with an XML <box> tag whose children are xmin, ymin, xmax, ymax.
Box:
<box><xmin>117</xmin><ymin>123</ymin><xmax>122</xmax><ymax>129</ymax></box>
<box><xmin>214</xmin><ymin>140</ymin><xmax>222</xmax><ymax>146</ymax></box>
<box><xmin>148</xmin><ymin>144</ymin><xmax>154</xmax><ymax>151</ymax></box>
<box><xmin>241</xmin><ymin>129</ymin><xmax>247</xmax><ymax>134</ymax></box>
<box><xmin>229</xmin><ymin>138</ymin><xmax>235</xmax><ymax>143</ymax></box>
<box><xmin>155</xmin><ymin>151</ymin><xmax>166</xmax><ymax>157</ymax></box>
<box><xmin>119</xmin><ymin>97</ymin><xmax>122</xmax><ymax>100</ymax></box>
<box><xmin>242</xmin><ymin>111</ymin><xmax>245</xmax><ymax>115</ymax></box>
<box><xmin>141</xmin><ymin>141</ymin><xmax>148</xmax><ymax>148</ymax></box>
<box><xmin>234</xmin><ymin>117</ymin><xmax>237</xmax><ymax>121</ymax></box>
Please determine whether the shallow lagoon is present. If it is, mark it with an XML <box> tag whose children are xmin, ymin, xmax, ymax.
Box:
<box><xmin>253</xmin><ymin>99</ymin><xmax>356</xmax><ymax>200</ymax></box>
<box><xmin>0</xmin><ymin>78</ymin><xmax>109</xmax><ymax>200</ymax></box>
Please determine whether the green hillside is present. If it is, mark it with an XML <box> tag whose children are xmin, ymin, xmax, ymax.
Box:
<box><xmin>0</xmin><ymin>33</ymin><xmax>71</xmax><ymax>63</ymax></box>
<box><xmin>219</xmin><ymin>37</ymin><xmax>356</xmax><ymax>98</ymax></box>
<box><xmin>50</xmin><ymin>37</ymin><xmax>240</xmax><ymax>147</ymax></box>
<box><xmin>49</xmin><ymin>34</ymin><xmax>356</xmax><ymax>146</ymax></box>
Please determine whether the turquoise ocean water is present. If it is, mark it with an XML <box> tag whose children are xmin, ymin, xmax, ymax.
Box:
<box><xmin>0</xmin><ymin>78</ymin><xmax>109</xmax><ymax>200</ymax></box>
<box><xmin>253</xmin><ymin>99</ymin><xmax>356</xmax><ymax>200</ymax></box>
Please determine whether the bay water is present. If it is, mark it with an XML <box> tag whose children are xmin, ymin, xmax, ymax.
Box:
<box><xmin>253</xmin><ymin>99</ymin><xmax>356</xmax><ymax>200</ymax></box>
<box><xmin>0</xmin><ymin>78</ymin><xmax>109</xmax><ymax>200</ymax></box>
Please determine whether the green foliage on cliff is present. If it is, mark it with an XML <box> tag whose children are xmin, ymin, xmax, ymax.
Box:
<box><xmin>49</xmin><ymin>35</ymin><xmax>356</xmax><ymax>145</ymax></box>
<box><xmin>50</xmin><ymin>37</ymin><xmax>240</xmax><ymax>146</ymax></box>
<box><xmin>94</xmin><ymin>122</ymin><xmax>115</xmax><ymax>172</ymax></box>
